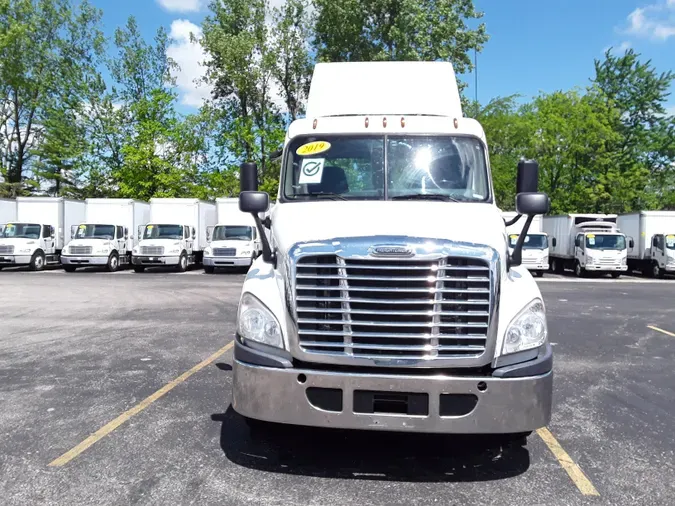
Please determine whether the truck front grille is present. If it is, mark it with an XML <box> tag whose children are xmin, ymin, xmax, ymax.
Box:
<box><xmin>0</xmin><ymin>245</ymin><xmax>14</xmax><ymax>255</ymax></box>
<box><xmin>141</xmin><ymin>246</ymin><xmax>164</xmax><ymax>255</ymax></box>
<box><xmin>598</xmin><ymin>257</ymin><xmax>618</xmax><ymax>265</ymax></box>
<box><xmin>295</xmin><ymin>255</ymin><xmax>491</xmax><ymax>362</ymax></box>
<box><xmin>213</xmin><ymin>248</ymin><xmax>236</xmax><ymax>257</ymax></box>
<box><xmin>70</xmin><ymin>246</ymin><xmax>92</xmax><ymax>255</ymax></box>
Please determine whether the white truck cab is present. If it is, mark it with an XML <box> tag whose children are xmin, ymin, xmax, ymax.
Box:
<box><xmin>230</xmin><ymin>62</ymin><xmax>553</xmax><ymax>440</ymax></box>
<box><xmin>203</xmin><ymin>197</ymin><xmax>263</xmax><ymax>273</ymax></box>
<box><xmin>0</xmin><ymin>197</ymin><xmax>85</xmax><ymax>271</ymax></box>
<box><xmin>503</xmin><ymin>212</ymin><xmax>548</xmax><ymax>277</ymax></box>
<box><xmin>618</xmin><ymin>211</ymin><xmax>675</xmax><ymax>277</ymax></box>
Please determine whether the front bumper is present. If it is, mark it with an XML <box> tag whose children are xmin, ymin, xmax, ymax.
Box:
<box><xmin>523</xmin><ymin>263</ymin><xmax>548</xmax><ymax>271</ymax></box>
<box><xmin>61</xmin><ymin>255</ymin><xmax>109</xmax><ymax>266</ymax></box>
<box><xmin>665</xmin><ymin>265</ymin><xmax>675</xmax><ymax>272</ymax></box>
<box><xmin>232</xmin><ymin>344</ymin><xmax>553</xmax><ymax>434</ymax></box>
<box><xmin>204</xmin><ymin>256</ymin><xmax>252</xmax><ymax>267</ymax></box>
<box><xmin>131</xmin><ymin>255</ymin><xmax>180</xmax><ymax>266</ymax></box>
<box><xmin>0</xmin><ymin>255</ymin><xmax>32</xmax><ymax>265</ymax></box>
<box><xmin>585</xmin><ymin>264</ymin><xmax>627</xmax><ymax>271</ymax></box>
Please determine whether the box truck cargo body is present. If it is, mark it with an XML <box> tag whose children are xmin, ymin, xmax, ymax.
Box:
<box><xmin>0</xmin><ymin>197</ymin><xmax>85</xmax><ymax>270</ymax></box>
<box><xmin>543</xmin><ymin>214</ymin><xmax>628</xmax><ymax>277</ymax></box>
<box><xmin>203</xmin><ymin>198</ymin><xmax>264</xmax><ymax>271</ymax></box>
<box><xmin>503</xmin><ymin>212</ymin><xmax>547</xmax><ymax>277</ymax></box>
<box><xmin>132</xmin><ymin>198</ymin><xmax>216</xmax><ymax>272</ymax></box>
<box><xmin>61</xmin><ymin>199</ymin><xmax>150</xmax><ymax>272</ymax></box>
<box><xmin>231</xmin><ymin>61</ymin><xmax>553</xmax><ymax>440</ymax></box>
<box><xmin>617</xmin><ymin>211</ymin><xmax>675</xmax><ymax>277</ymax></box>
<box><xmin>0</xmin><ymin>199</ymin><xmax>17</xmax><ymax>225</ymax></box>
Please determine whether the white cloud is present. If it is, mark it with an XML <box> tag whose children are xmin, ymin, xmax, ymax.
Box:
<box><xmin>166</xmin><ymin>20</ymin><xmax>212</xmax><ymax>108</ymax></box>
<box><xmin>156</xmin><ymin>0</ymin><xmax>204</xmax><ymax>13</ymax></box>
<box><xmin>666</xmin><ymin>104</ymin><xmax>675</xmax><ymax>116</ymax></box>
<box><xmin>624</xmin><ymin>1</ymin><xmax>675</xmax><ymax>41</ymax></box>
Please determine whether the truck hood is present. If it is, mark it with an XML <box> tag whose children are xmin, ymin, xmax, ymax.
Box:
<box><xmin>0</xmin><ymin>238</ymin><xmax>38</xmax><ymax>247</ymax></box>
<box><xmin>209</xmin><ymin>239</ymin><xmax>253</xmax><ymax>249</ymax></box>
<box><xmin>67</xmin><ymin>239</ymin><xmax>114</xmax><ymax>248</ymax></box>
<box><xmin>272</xmin><ymin>201</ymin><xmax>506</xmax><ymax>254</ymax></box>
<box><xmin>137</xmin><ymin>239</ymin><xmax>181</xmax><ymax>248</ymax></box>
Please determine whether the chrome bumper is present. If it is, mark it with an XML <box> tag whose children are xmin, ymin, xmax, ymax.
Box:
<box><xmin>203</xmin><ymin>256</ymin><xmax>251</xmax><ymax>267</ymax></box>
<box><xmin>232</xmin><ymin>359</ymin><xmax>553</xmax><ymax>434</ymax></box>
<box><xmin>585</xmin><ymin>265</ymin><xmax>627</xmax><ymax>271</ymax></box>
<box><xmin>131</xmin><ymin>255</ymin><xmax>180</xmax><ymax>266</ymax></box>
<box><xmin>61</xmin><ymin>255</ymin><xmax>108</xmax><ymax>266</ymax></box>
<box><xmin>0</xmin><ymin>255</ymin><xmax>31</xmax><ymax>265</ymax></box>
<box><xmin>523</xmin><ymin>264</ymin><xmax>548</xmax><ymax>271</ymax></box>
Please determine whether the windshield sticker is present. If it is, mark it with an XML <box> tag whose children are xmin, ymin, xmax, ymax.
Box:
<box><xmin>296</xmin><ymin>141</ymin><xmax>331</xmax><ymax>156</ymax></box>
<box><xmin>588</xmin><ymin>236</ymin><xmax>596</xmax><ymax>246</ymax></box>
<box><xmin>666</xmin><ymin>235</ymin><xmax>675</xmax><ymax>247</ymax></box>
<box><xmin>298</xmin><ymin>158</ymin><xmax>325</xmax><ymax>184</ymax></box>
<box><xmin>6</xmin><ymin>224</ymin><xmax>14</xmax><ymax>229</ymax></box>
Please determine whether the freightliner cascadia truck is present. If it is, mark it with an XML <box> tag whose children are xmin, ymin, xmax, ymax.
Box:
<box><xmin>231</xmin><ymin>62</ymin><xmax>552</xmax><ymax>442</ymax></box>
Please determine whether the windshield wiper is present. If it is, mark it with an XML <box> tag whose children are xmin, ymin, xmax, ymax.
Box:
<box><xmin>391</xmin><ymin>193</ymin><xmax>460</xmax><ymax>202</ymax></box>
<box><xmin>291</xmin><ymin>192</ymin><xmax>347</xmax><ymax>201</ymax></box>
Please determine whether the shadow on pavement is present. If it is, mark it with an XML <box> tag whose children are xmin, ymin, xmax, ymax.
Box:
<box><xmin>211</xmin><ymin>406</ymin><xmax>530</xmax><ymax>483</ymax></box>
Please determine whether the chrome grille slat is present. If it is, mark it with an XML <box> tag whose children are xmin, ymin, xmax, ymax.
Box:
<box><xmin>295</xmin><ymin>253</ymin><xmax>491</xmax><ymax>361</ymax></box>
<box><xmin>141</xmin><ymin>246</ymin><xmax>164</xmax><ymax>255</ymax></box>
<box><xmin>70</xmin><ymin>246</ymin><xmax>92</xmax><ymax>255</ymax></box>
<box><xmin>214</xmin><ymin>248</ymin><xmax>236</xmax><ymax>257</ymax></box>
<box><xmin>0</xmin><ymin>245</ymin><xmax>15</xmax><ymax>255</ymax></box>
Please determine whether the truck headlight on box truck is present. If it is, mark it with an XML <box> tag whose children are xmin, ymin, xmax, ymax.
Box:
<box><xmin>238</xmin><ymin>293</ymin><xmax>282</xmax><ymax>348</ymax></box>
<box><xmin>503</xmin><ymin>299</ymin><xmax>547</xmax><ymax>355</ymax></box>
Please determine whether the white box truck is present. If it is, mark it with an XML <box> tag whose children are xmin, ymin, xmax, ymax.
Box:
<box><xmin>503</xmin><ymin>211</ymin><xmax>548</xmax><ymax>277</ymax></box>
<box><xmin>617</xmin><ymin>211</ymin><xmax>675</xmax><ymax>277</ymax></box>
<box><xmin>230</xmin><ymin>61</ymin><xmax>553</xmax><ymax>442</ymax></box>
<box><xmin>543</xmin><ymin>214</ymin><xmax>629</xmax><ymax>277</ymax></box>
<box><xmin>0</xmin><ymin>197</ymin><xmax>85</xmax><ymax>271</ymax></box>
<box><xmin>132</xmin><ymin>198</ymin><xmax>216</xmax><ymax>272</ymax></box>
<box><xmin>61</xmin><ymin>199</ymin><xmax>151</xmax><ymax>272</ymax></box>
<box><xmin>203</xmin><ymin>197</ymin><xmax>263</xmax><ymax>273</ymax></box>
<box><xmin>0</xmin><ymin>198</ymin><xmax>17</xmax><ymax>225</ymax></box>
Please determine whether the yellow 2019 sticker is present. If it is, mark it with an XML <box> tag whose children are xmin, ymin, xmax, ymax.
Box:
<box><xmin>296</xmin><ymin>141</ymin><xmax>331</xmax><ymax>156</ymax></box>
<box><xmin>667</xmin><ymin>235</ymin><xmax>675</xmax><ymax>240</ymax></box>
<box><xmin>587</xmin><ymin>234</ymin><xmax>595</xmax><ymax>238</ymax></box>
<box><xmin>509</xmin><ymin>234</ymin><xmax>518</xmax><ymax>240</ymax></box>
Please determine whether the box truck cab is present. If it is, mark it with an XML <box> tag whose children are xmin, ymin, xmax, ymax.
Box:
<box><xmin>544</xmin><ymin>214</ymin><xmax>629</xmax><ymax>277</ymax></box>
<box><xmin>0</xmin><ymin>197</ymin><xmax>85</xmax><ymax>271</ymax></box>
<box><xmin>203</xmin><ymin>197</ymin><xmax>263</xmax><ymax>273</ymax></box>
<box><xmin>503</xmin><ymin>212</ymin><xmax>548</xmax><ymax>277</ymax></box>
<box><xmin>132</xmin><ymin>198</ymin><xmax>216</xmax><ymax>273</ymax></box>
<box><xmin>230</xmin><ymin>62</ymin><xmax>553</xmax><ymax>440</ymax></box>
<box><xmin>61</xmin><ymin>199</ymin><xmax>150</xmax><ymax>272</ymax></box>
<box><xmin>618</xmin><ymin>211</ymin><xmax>675</xmax><ymax>277</ymax></box>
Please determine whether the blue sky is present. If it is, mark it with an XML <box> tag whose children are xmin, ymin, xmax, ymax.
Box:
<box><xmin>91</xmin><ymin>0</ymin><xmax>675</xmax><ymax>115</ymax></box>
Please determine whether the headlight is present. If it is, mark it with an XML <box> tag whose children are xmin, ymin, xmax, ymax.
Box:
<box><xmin>622</xmin><ymin>256</ymin><xmax>627</xmax><ymax>265</ymax></box>
<box><xmin>133</xmin><ymin>246</ymin><xmax>139</xmax><ymax>254</ymax></box>
<box><xmin>238</xmin><ymin>293</ymin><xmax>283</xmax><ymax>348</ymax></box>
<box><xmin>586</xmin><ymin>256</ymin><xmax>594</xmax><ymax>265</ymax></box>
<box><xmin>240</xmin><ymin>250</ymin><xmax>251</xmax><ymax>256</ymax></box>
<box><xmin>503</xmin><ymin>299</ymin><xmax>547</xmax><ymax>355</ymax></box>
<box><xmin>204</xmin><ymin>248</ymin><xmax>212</xmax><ymax>256</ymax></box>
<box><xmin>542</xmin><ymin>255</ymin><xmax>548</xmax><ymax>264</ymax></box>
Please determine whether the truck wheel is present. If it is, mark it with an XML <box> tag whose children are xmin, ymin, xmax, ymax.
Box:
<box><xmin>29</xmin><ymin>251</ymin><xmax>46</xmax><ymax>271</ymax></box>
<box><xmin>652</xmin><ymin>263</ymin><xmax>664</xmax><ymax>278</ymax></box>
<box><xmin>63</xmin><ymin>266</ymin><xmax>77</xmax><ymax>273</ymax></box>
<box><xmin>106</xmin><ymin>252</ymin><xmax>119</xmax><ymax>272</ymax></box>
<box><xmin>611</xmin><ymin>272</ymin><xmax>621</xmax><ymax>279</ymax></box>
<box><xmin>535</xmin><ymin>270</ymin><xmax>544</xmax><ymax>278</ymax></box>
<box><xmin>176</xmin><ymin>253</ymin><xmax>188</xmax><ymax>273</ymax></box>
<box><xmin>133</xmin><ymin>266</ymin><xmax>145</xmax><ymax>273</ymax></box>
<box><xmin>204</xmin><ymin>265</ymin><xmax>215</xmax><ymax>274</ymax></box>
<box><xmin>574</xmin><ymin>261</ymin><xmax>584</xmax><ymax>278</ymax></box>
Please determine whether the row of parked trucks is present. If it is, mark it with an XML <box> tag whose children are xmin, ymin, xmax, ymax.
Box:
<box><xmin>0</xmin><ymin>197</ymin><xmax>266</xmax><ymax>272</ymax></box>
<box><xmin>504</xmin><ymin>211</ymin><xmax>675</xmax><ymax>277</ymax></box>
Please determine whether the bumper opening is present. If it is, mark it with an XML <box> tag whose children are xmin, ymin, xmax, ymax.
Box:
<box><xmin>306</xmin><ymin>387</ymin><xmax>342</xmax><ymax>412</ymax></box>
<box><xmin>440</xmin><ymin>394</ymin><xmax>479</xmax><ymax>417</ymax></box>
<box><xmin>354</xmin><ymin>391</ymin><xmax>429</xmax><ymax>416</ymax></box>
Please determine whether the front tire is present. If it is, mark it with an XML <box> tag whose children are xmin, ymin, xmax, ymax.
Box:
<box><xmin>29</xmin><ymin>251</ymin><xmax>45</xmax><ymax>271</ymax></box>
<box><xmin>175</xmin><ymin>253</ymin><xmax>188</xmax><ymax>273</ymax></box>
<box><xmin>652</xmin><ymin>263</ymin><xmax>664</xmax><ymax>278</ymax></box>
<box><xmin>204</xmin><ymin>265</ymin><xmax>215</xmax><ymax>274</ymax></box>
<box><xmin>106</xmin><ymin>252</ymin><xmax>119</xmax><ymax>272</ymax></box>
<box><xmin>535</xmin><ymin>270</ymin><xmax>544</xmax><ymax>278</ymax></box>
<box><xmin>611</xmin><ymin>272</ymin><xmax>621</xmax><ymax>279</ymax></box>
<box><xmin>575</xmin><ymin>261</ymin><xmax>584</xmax><ymax>278</ymax></box>
<box><xmin>133</xmin><ymin>266</ymin><xmax>145</xmax><ymax>273</ymax></box>
<box><xmin>63</xmin><ymin>266</ymin><xmax>77</xmax><ymax>273</ymax></box>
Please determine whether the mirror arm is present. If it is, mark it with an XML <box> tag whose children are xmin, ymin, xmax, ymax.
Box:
<box><xmin>504</xmin><ymin>214</ymin><xmax>522</xmax><ymax>227</ymax></box>
<box><xmin>262</xmin><ymin>216</ymin><xmax>272</xmax><ymax>229</ymax></box>
<box><xmin>509</xmin><ymin>214</ymin><xmax>535</xmax><ymax>269</ymax></box>
<box><xmin>253</xmin><ymin>214</ymin><xmax>275</xmax><ymax>266</ymax></box>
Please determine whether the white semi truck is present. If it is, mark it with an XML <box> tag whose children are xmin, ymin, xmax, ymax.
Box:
<box><xmin>0</xmin><ymin>197</ymin><xmax>85</xmax><ymax>271</ymax></box>
<box><xmin>230</xmin><ymin>61</ymin><xmax>553</xmax><ymax>441</ymax></box>
<box><xmin>203</xmin><ymin>197</ymin><xmax>263</xmax><ymax>273</ymax></box>
<box><xmin>61</xmin><ymin>199</ymin><xmax>151</xmax><ymax>272</ymax></box>
<box><xmin>543</xmin><ymin>214</ymin><xmax>629</xmax><ymax>277</ymax></box>
<box><xmin>503</xmin><ymin>211</ymin><xmax>548</xmax><ymax>277</ymax></box>
<box><xmin>617</xmin><ymin>211</ymin><xmax>675</xmax><ymax>277</ymax></box>
<box><xmin>132</xmin><ymin>198</ymin><xmax>216</xmax><ymax>273</ymax></box>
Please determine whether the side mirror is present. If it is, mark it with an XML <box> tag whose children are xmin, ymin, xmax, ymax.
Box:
<box><xmin>124</xmin><ymin>227</ymin><xmax>129</xmax><ymax>239</ymax></box>
<box><xmin>240</xmin><ymin>191</ymin><xmax>270</xmax><ymax>213</ymax></box>
<box><xmin>629</xmin><ymin>238</ymin><xmax>634</xmax><ymax>249</ymax></box>
<box><xmin>51</xmin><ymin>226</ymin><xmax>55</xmax><ymax>238</ymax></box>
<box><xmin>206</xmin><ymin>226</ymin><xmax>214</xmax><ymax>242</ymax></box>
<box><xmin>240</xmin><ymin>162</ymin><xmax>258</xmax><ymax>192</ymax></box>
<box><xmin>191</xmin><ymin>227</ymin><xmax>196</xmax><ymax>239</ymax></box>
<box><xmin>515</xmin><ymin>192</ymin><xmax>550</xmax><ymax>216</ymax></box>
<box><xmin>552</xmin><ymin>238</ymin><xmax>557</xmax><ymax>247</ymax></box>
<box><xmin>516</xmin><ymin>160</ymin><xmax>540</xmax><ymax>194</ymax></box>
<box><xmin>653</xmin><ymin>237</ymin><xmax>658</xmax><ymax>248</ymax></box>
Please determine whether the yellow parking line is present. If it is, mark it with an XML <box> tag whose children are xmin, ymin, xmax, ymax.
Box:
<box><xmin>49</xmin><ymin>341</ymin><xmax>234</xmax><ymax>467</ymax></box>
<box><xmin>648</xmin><ymin>325</ymin><xmax>675</xmax><ymax>337</ymax></box>
<box><xmin>537</xmin><ymin>427</ymin><xmax>599</xmax><ymax>496</ymax></box>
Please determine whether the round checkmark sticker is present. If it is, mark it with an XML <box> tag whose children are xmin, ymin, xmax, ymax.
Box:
<box><xmin>298</xmin><ymin>158</ymin><xmax>325</xmax><ymax>184</ymax></box>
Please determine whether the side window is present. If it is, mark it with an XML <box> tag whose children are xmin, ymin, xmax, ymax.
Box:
<box><xmin>117</xmin><ymin>226</ymin><xmax>123</xmax><ymax>239</ymax></box>
<box><xmin>42</xmin><ymin>225</ymin><xmax>50</xmax><ymax>238</ymax></box>
<box><xmin>658</xmin><ymin>235</ymin><xmax>664</xmax><ymax>250</ymax></box>
<box><xmin>184</xmin><ymin>226</ymin><xmax>189</xmax><ymax>239</ymax></box>
<box><xmin>576</xmin><ymin>234</ymin><xmax>583</xmax><ymax>248</ymax></box>
<box><xmin>252</xmin><ymin>228</ymin><xmax>257</xmax><ymax>240</ymax></box>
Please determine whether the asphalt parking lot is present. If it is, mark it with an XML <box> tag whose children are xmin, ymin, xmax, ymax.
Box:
<box><xmin>1</xmin><ymin>268</ymin><xmax>674</xmax><ymax>505</ymax></box>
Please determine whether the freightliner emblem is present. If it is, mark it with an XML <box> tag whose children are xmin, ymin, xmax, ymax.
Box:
<box><xmin>369</xmin><ymin>245</ymin><xmax>414</xmax><ymax>257</ymax></box>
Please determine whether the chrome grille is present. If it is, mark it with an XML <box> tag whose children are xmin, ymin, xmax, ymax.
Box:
<box><xmin>598</xmin><ymin>257</ymin><xmax>618</xmax><ymax>265</ymax></box>
<box><xmin>295</xmin><ymin>255</ymin><xmax>491</xmax><ymax>362</ymax></box>
<box><xmin>141</xmin><ymin>246</ymin><xmax>164</xmax><ymax>255</ymax></box>
<box><xmin>522</xmin><ymin>256</ymin><xmax>539</xmax><ymax>265</ymax></box>
<box><xmin>70</xmin><ymin>246</ymin><xmax>92</xmax><ymax>255</ymax></box>
<box><xmin>213</xmin><ymin>248</ymin><xmax>236</xmax><ymax>257</ymax></box>
<box><xmin>0</xmin><ymin>245</ymin><xmax>14</xmax><ymax>255</ymax></box>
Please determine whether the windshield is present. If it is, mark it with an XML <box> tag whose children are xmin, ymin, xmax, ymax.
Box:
<box><xmin>666</xmin><ymin>235</ymin><xmax>675</xmax><ymax>250</ymax></box>
<box><xmin>213</xmin><ymin>226</ymin><xmax>252</xmax><ymax>241</ymax></box>
<box><xmin>143</xmin><ymin>224</ymin><xmax>182</xmax><ymax>240</ymax></box>
<box><xmin>75</xmin><ymin>224</ymin><xmax>114</xmax><ymax>239</ymax></box>
<box><xmin>1</xmin><ymin>223</ymin><xmax>41</xmax><ymax>239</ymax></box>
<box><xmin>509</xmin><ymin>234</ymin><xmax>548</xmax><ymax>249</ymax></box>
<box><xmin>586</xmin><ymin>234</ymin><xmax>626</xmax><ymax>250</ymax></box>
<box><xmin>282</xmin><ymin>135</ymin><xmax>489</xmax><ymax>202</ymax></box>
